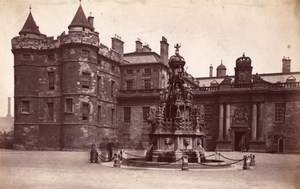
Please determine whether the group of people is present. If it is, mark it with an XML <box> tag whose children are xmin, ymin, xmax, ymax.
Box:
<box><xmin>90</xmin><ymin>141</ymin><xmax>114</xmax><ymax>163</ymax></box>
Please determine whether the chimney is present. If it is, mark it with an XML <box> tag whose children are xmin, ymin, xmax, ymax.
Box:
<box><xmin>7</xmin><ymin>97</ymin><xmax>11</xmax><ymax>117</ymax></box>
<box><xmin>111</xmin><ymin>34</ymin><xmax>124</xmax><ymax>60</ymax></box>
<box><xmin>160</xmin><ymin>36</ymin><xmax>169</xmax><ymax>65</ymax></box>
<box><xmin>282</xmin><ymin>56</ymin><xmax>291</xmax><ymax>73</ymax></box>
<box><xmin>209</xmin><ymin>64</ymin><xmax>213</xmax><ymax>77</ymax></box>
<box><xmin>142</xmin><ymin>44</ymin><xmax>151</xmax><ymax>52</ymax></box>
<box><xmin>135</xmin><ymin>39</ymin><xmax>142</xmax><ymax>52</ymax></box>
<box><xmin>88</xmin><ymin>16</ymin><xmax>94</xmax><ymax>28</ymax></box>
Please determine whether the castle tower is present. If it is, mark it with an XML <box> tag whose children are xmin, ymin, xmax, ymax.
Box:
<box><xmin>60</xmin><ymin>3</ymin><xmax>100</xmax><ymax>149</ymax></box>
<box><xmin>12</xmin><ymin>7</ymin><xmax>45</xmax><ymax>149</ymax></box>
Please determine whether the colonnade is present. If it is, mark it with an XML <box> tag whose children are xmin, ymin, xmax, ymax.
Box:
<box><xmin>218</xmin><ymin>103</ymin><xmax>264</xmax><ymax>141</ymax></box>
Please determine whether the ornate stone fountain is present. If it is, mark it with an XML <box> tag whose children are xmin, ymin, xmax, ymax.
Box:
<box><xmin>147</xmin><ymin>44</ymin><xmax>206</xmax><ymax>162</ymax></box>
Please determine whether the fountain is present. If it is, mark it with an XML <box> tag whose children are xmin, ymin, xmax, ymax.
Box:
<box><xmin>110</xmin><ymin>45</ymin><xmax>242</xmax><ymax>170</ymax></box>
<box><xmin>146</xmin><ymin>44</ymin><xmax>206</xmax><ymax>163</ymax></box>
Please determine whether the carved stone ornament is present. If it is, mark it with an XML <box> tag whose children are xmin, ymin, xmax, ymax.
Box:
<box><xmin>232</xmin><ymin>108</ymin><xmax>248</xmax><ymax>126</ymax></box>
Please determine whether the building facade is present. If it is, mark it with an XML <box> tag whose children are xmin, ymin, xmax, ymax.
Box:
<box><xmin>12</xmin><ymin>5</ymin><xmax>300</xmax><ymax>153</ymax></box>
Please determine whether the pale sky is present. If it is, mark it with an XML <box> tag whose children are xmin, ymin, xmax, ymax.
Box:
<box><xmin>0</xmin><ymin>0</ymin><xmax>299</xmax><ymax>116</ymax></box>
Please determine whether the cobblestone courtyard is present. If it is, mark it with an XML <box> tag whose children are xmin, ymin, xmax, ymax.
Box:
<box><xmin>0</xmin><ymin>149</ymin><xmax>299</xmax><ymax>189</ymax></box>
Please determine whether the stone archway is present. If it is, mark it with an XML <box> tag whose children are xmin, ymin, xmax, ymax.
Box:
<box><xmin>278</xmin><ymin>137</ymin><xmax>285</xmax><ymax>154</ymax></box>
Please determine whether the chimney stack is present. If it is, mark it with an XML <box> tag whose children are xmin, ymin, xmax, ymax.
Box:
<box><xmin>160</xmin><ymin>36</ymin><xmax>169</xmax><ymax>65</ymax></box>
<box><xmin>135</xmin><ymin>39</ymin><xmax>142</xmax><ymax>52</ymax></box>
<box><xmin>88</xmin><ymin>16</ymin><xmax>94</xmax><ymax>27</ymax></box>
<box><xmin>87</xmin><ymin>12</ymin><xmax>94</xmax><ymax>31</ymax></box>
<box><xmin>142</xmin><ymin>44</ymin><xmax>151</xmax><ymax>52</ymax></box>
<box><xmin>282</xmin><ymin>56</ymin><xmax>291</xmax><ymax>73</ymax></box>
<box><xmin>7</xmin><ymin>97</ymin><xmax>11</xmax><ymax>117</ymax></box>
<box><xmin>112</xmin><ymin>34</ymin><xmax>124</xmax><ymax>60</ymax></box>
<box><xmin>209</xmin><ymin>64</ymin><xmax>213</xmax><ymax>77</ymax></box>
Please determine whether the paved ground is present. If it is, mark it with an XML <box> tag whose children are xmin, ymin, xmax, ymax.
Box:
<box><xmin>0</xmin><ymin>149</ymin><xmax>299</xmax><ymax>189</ymax></box>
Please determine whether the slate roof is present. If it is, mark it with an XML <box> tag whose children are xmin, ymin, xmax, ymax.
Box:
<box><xmin>123</xmin><ymin>52</ymin><xmax>161</xmax><ymax>64</ymax></box>
<box><xmin>68</xmin><ymin>5</ymin><xmax>93</xmax><ymax>30</ymax></box>
<box><xmin>19</xmin><ymin>12</ymin><xmax>41</xmax><ymax>35</ymax></box>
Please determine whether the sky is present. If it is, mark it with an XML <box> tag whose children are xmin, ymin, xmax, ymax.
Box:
<box><xmin>0</xmin><ymin>0</ymin><xmax>299</xmax><ymax>116</ymax></box>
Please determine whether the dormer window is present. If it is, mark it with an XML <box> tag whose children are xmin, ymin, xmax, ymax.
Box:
<box><xmin>286</xmin><ymin>76</ymin><xmax>296</xmax><ymax>83</ymax></box>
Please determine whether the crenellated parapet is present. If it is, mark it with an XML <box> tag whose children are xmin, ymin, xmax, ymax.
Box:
<box><xmin>12</xmin><ymin>30</ymin><xmax>99</xmax><ymax>52</ymax></box>
<box><xmin>98</xmin><ymin>43</ymin><xmax>122</xmax><ymax>62</ymax></box>
<box><xmin>59</xmin><ymin>31</ymin><xmax>99</xmax><ymax>48</ymax></box>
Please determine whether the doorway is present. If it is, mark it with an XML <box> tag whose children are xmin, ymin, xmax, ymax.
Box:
<box><xmin>233</xmin><ymin>131</ymin><xmax>249</xmax><ymax>151</ymax></box>
<box><xmin>278</xmin><ymin>138</ymin><xmax>285</xmax><ymax>154</ymax></box>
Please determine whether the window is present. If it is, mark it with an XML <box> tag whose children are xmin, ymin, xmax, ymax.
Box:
<box><xmin>82</xmin><ymin>50</ymin><xmax>90</xmax><ymax>57</ymax></box>
<box><xmin>111</xmin><ymin>65</ymin><xmax>115</xmax><ymax>72</ymax></box>
<box><xmin>111</xmin><ymin>80</ymin><xmax>115</xmax><ymax>97</ymax></box>
<box><xmin>204</xmin><ymin>105</ymin><xmax>213</xmax><ymax>122</ymax></box>
<box><xmin>65</xmin><ymin>98</ymin><xmax>73</xmax><ymax>113</ymax></box>
<box><xmin>48</xmin><ymin>54</ymin><xmax>55</xmax><ymax>61</ymax></box>
<box><xmin>81</xmin><ymin>72</ymin><xmax>91</xmax><ymax>88</ymax></box>
<box><xmin>97</xmin><ymin>76</ymin><xmax>101</xmax><ymax>95</ymax></box>
<box><xmin>47</xmin><ymin>103</ymin><xmax>54</xmax><ymax>121</ymax></box>
<box><xmin>21</xmin><ymin>100</ymin><xmax>30</xmax><ymax>113</ymax></box>
<box><xmin>111</xmin><ymin>108</ymin><xmax>115</xmax><ymax>124</ymax></box>
<box><xmin>82</xmin><ymin>103</ymin><xmax>89</xmax><ymax>121</ymax></box>
<box><xmin>144</xmin><ymin>68</ymin><xmax>152</xmax><ymax>75</ymax></box>
<box><xmin>126</xmin><ymin>80</ymin><xmax>133</xmax><ymax>90</ymax></box>
<box><xmin>142</xmin><ymin>107</ymin><xmax>150</xmax><ymax>122</ymax></box>
<box><xmin>97</xmin><ymin>60</ymin><xmax>102</xmax><ymax>66</ymax></box>
<box><xmin>48</xmin><ymin>72</ymin><xmax>55</xmax><ymax>90</ymax></box>
<box><xmin>275</xmin><ymin>103</ymin><xmax>285</xmax><ymax>122</ymax></box>
<box><xmin>97</xmin><ymin>106</ymin><xmax>101</xmax><ymax>123</ymax></box>
<box><xmin>126</xmin><ymin>69</ymin><xmax>133</xmax><ymax>75</ymax></box>
<box><xmin>144</xmin><ymin>79</ymin><xmax>151</xmax><ymax>89</ymax></box>
<box><xmin>124</xmin><ymin>107</ymin><xmax>131</xmax><ymax>123</ymax></box>
<box><xmin>22</xmin><ymin>54</ymin><xmax>31</xmax><ymax>60</ymax></box>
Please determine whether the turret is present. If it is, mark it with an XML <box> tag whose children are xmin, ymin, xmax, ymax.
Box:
<box><xmin>216</xmin><ymin>60</ymin><xmax>227</xmax><ymax>77</ymax></box>
<box><xmin>234</xmin><ymin>53</ymin><xmax>253</xmax><ymax>84</ymax></box>
<box><xmin>68</xmin><ymin>4</ymin><xmax>93</xmax><ymax>32</ymax></box>
<box><xmin>18</xmin><ymin>6</ymin><xmax>42</xmax><ymax>38</ymax></box>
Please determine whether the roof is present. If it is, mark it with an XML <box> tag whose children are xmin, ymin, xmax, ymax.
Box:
<box><xmin>19</xmin><ymin>12</ymin><xmax>41</xmax><ymax>35</ymax></box>
<box><xmin>123</xmin><ymin>52</ymin><xmax>161</xmax><ymax>64</ymax></box>
<box><xmin>217</xmin><ymin>63</ymin><xmax>226</xmax><ymax>70</ymax></box>
<box><xmin>68</xmin><ymin>5</ymin><xmax>93</xmax><ymax>30</ymax></box>
<box><xmin>196</xmin><ymin>71</ymin><xmax>300</xmax><ymax>87</ymax></box>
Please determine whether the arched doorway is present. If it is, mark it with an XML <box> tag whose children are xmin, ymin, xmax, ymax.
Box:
<box><xmin>278</xmin><ymin>137</ymin><xmax>285</xmax><ymax>154</ymax></box>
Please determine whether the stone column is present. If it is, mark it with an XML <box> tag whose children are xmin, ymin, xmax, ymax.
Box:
<box><xmin>251</xmin><ymin>103</ymin><xmax>257</xmax><ymax>141</ymax></box>
<box><xmin>218</xmin><ymin>104</ymin><xmax>224</xmax><ymax>140</ymax></box>
<box><xmin>225</xmin><ymin>104</ymin><xmax>231</xmax><ymax>140</ymax></box>
<box><xmin>258</xmin><ymin>103</ymin><xmax>264</xmax><ymax>141</ymax></box>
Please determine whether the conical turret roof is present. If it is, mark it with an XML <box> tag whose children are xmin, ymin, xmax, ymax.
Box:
<box><xmin>68</xmin><ymin>4</ymin><xmax>93</xmax><ymax>30</ymax></box>
<box><xmin>19</xmin><ymin>12</ymin><xmax>41</xmax><ymax>35</ymax></box>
